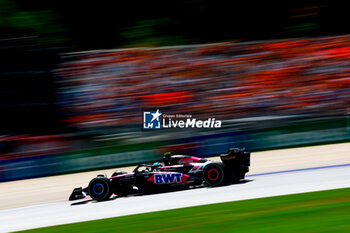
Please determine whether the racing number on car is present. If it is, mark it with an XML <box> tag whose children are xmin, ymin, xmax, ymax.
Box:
<box><xmin>154</xmin><ymin>173</ymin><xmax>182</xmax><ymax>184</ymax></box>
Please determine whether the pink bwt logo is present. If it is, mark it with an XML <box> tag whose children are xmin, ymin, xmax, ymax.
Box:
<box><xmin>154</xmin><ymin>173</ymin><xmax>182</xmax><ymax>184</ymax></box>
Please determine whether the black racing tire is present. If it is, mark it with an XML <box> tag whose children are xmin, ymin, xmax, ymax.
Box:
<box><xmin>203</xmin><ymin>163</ymin><xmax>225</xmax><ymax>186</ymax></box>
<box><xmin>88</xmin><ymin>177</ymin><xmax>112</xmax><ymax>201</ymax></box>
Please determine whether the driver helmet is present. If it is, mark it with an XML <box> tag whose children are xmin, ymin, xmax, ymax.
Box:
<box><xmin>153</xmin><ymin>162</ymin><xmax>162</xmax><ymax>167</ymax></box>
<box><xmin>163</xmin><ymin>152</ymin><xmax>172</xmax><ymax>165</ymax></box>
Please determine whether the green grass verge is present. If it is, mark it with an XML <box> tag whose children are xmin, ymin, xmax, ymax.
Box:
<box><xmin>19</xmin><ymin>188</ymin><xmax>350</xmax><ymax>233</ymax></box>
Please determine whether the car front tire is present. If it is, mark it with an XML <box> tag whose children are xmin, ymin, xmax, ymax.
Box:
<box><xmin>88</xmin><ymin>177</ymin><xmax>112</xmax><ymax>201</ymax></box>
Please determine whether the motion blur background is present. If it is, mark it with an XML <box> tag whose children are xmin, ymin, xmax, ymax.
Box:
<box><xmin>1</xmin><ymin>0</ymin><xmax>349</xmax><ymax>181</ymax></box>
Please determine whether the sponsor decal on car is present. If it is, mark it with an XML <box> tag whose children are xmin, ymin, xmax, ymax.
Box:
<box><xmin>147</xmin><ymin>173</ymin><xmax>189</xmax><ymax>184</ymax></box>
<box><xmin>154</xmin><ymin>173</ymin><xmax>182</xmax><ymax>184</ymax></box>
<box><xmin>189</xmin><ymin>165</ymin><xmax>204</xmax><ymax>173</ymax></box>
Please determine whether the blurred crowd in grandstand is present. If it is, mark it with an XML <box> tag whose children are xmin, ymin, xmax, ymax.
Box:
<box><xmin>2</xmin><ymin>35</ymin><xmax>350</xmax><ymax>161</ymax></box>
<box><xmin>56</xmin><ymin>35</ymin><xmax>350</xmax><ymax>130</ymax></box>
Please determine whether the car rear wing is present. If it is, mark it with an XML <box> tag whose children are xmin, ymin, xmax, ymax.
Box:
<box><xmin>220</xmin><ymin>148</ymin><xmax>250</xmax><ymax>167</ymax></box>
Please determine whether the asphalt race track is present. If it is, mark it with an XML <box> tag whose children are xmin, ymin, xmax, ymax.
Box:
<box><xmin>2</xmin><ymin>142</ymin><xmax>350</xmax><ymax>211</ymax></box>
<box><xmin>1</xmin><ymin>164</ymin><xmax>350</xmax><ymax>232</ymax></box>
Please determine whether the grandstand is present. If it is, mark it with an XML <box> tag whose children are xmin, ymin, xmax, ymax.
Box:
<box><xmin>57</xmin><ymin>35</ymin><xmax>350</xmax><ymax>131</ymax></box>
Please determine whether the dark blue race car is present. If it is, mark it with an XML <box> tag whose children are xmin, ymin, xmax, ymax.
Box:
<box><xmin>69</xmin><ymin>148</ymin><xmax>250</xmax><ymax>201</ymax></box>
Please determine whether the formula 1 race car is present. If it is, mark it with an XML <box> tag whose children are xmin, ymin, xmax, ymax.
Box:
<box><xmin>69</xmin><ymin>148</ymin><xmax>250</xmax><ymax>201</ymax></box>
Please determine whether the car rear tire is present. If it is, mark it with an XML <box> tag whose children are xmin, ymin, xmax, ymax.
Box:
<box><xmin>203</xmin><ymin>163</ymin><xmax>225</xmax><ymax>186</ymax></box>
<box><xmin>88</xmin><ymin>177</ymin><xmax>112</xmax><ymax>201</ymax></box>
